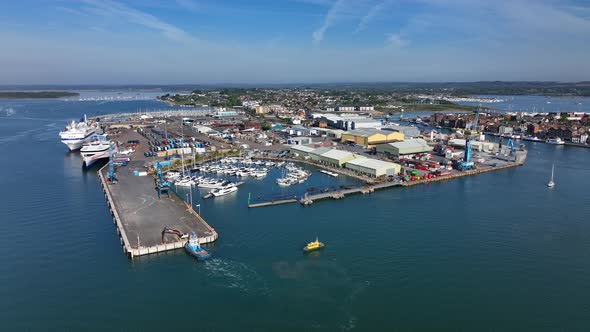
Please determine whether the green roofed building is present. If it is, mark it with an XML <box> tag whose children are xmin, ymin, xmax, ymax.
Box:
<box><xmin>376</xmin><ymin>139</ymin><xmax>433</xmax><ymax>156</ymax></box>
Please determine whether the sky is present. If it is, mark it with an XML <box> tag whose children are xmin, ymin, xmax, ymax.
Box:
<box><xmin>0</xmin><ymin>0</ymin><xmax>589</xmax><ymax>84</ymax></box>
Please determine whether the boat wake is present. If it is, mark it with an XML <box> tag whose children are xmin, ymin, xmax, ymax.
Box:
<box><xmin>0</xmin><ymin>107</ymin><xmax>16</xmax><ymax>117</ymax></box>
<box><xmin>204</xmin><ymin>259</ymin><xmax>270</xmax><ymax>295</ymax></box>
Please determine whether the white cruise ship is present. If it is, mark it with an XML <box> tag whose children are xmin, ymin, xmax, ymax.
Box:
<box><xmin>81</xmin><ymin>139</ymin><xmax>113</xmax><ymax>168</ymax></box>
<box><xmin>59</xmin><ymin>115</ymin><xmax>98</xmax><ymax>151</ymax></box>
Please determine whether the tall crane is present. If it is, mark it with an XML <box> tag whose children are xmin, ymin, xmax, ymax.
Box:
<box><xmin>108</xmin><ymin>144</ymin><xmax>115</xmax><ymax>182</ymax></box>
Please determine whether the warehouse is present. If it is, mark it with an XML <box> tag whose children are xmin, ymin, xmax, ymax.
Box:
<box><xmin>308</xmin><ymin>147</ymin><xmax>333</xmax><ymax>162</ymax></box>
<box><xmin>317</xmin><ymin>149</ymin><xmax>360</xmax><ymax>167</ymax></box>
<box><xmin>345</xmin><ymin>158</ymin><xmax>402</xmax><ymax>177</ymax></box>
<box><xmin>448</xmin><ymin>139</ymin><xmax>496</xmax><ymax>153</ymax></box>
<box><xmin>376</xmin><ymin>139</ymin><xmax>433</xmax><ymax>156</ymax></box>
<box><xmin>340</xmin><ymin>129</ymin><xmax>404</xmax><ymax>148</ymax></box>
<box><xmin>384</xmin><ymin>125</ymin><xmax>421</xmax><ymax>137</ymax></box>
<box><xmin>289</xmin><ymin>145</ymin><xmax>315</xmax><ymax>158</ymax></box>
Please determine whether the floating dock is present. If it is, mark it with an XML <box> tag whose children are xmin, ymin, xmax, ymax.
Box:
<box><xmin>98</xmin><ymin>160</ymin><xmax>217</xmax><ymax>259</ymax></box>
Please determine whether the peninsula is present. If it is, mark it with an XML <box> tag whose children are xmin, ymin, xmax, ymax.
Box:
<box><xmin>0</xmin><ymin>91</ymin><xmax>79</xmax><ymax>99</ymax></box>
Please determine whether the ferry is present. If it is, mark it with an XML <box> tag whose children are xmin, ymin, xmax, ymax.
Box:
<box><xmin>59</xmin><ymin>115</ymin><xmax>98</xmax><ymax>151</ymax></box>
<box><xmin>303</xmin><ymin>237</ymin><xmax>325</xmax><ymax>253</ymax></box>
<box><xmin>184</xmin><ymin>233</ymin><xmax>211</xmax><ymax>261</ymax></box>
<box><xmin>80</xmin><ymin>137</ymin><xmax>113</xmax><ymax>168</ymax></box>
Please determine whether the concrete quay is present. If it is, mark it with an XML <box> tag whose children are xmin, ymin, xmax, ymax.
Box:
<box><xmin>98</xmin><ymin>160</ymin><xmax>217</xmax><ymax>259</ymax></box>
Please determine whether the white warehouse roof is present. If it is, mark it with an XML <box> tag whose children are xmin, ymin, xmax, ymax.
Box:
<box><xmin>321</xmin><ymin>149</ymin><xmax>356</xmax><ymax>160</ymax></box>
<box><xmin>345</xmin><ymin>158</ymin><xmax>399</xmax><ymax>170</ymax></box>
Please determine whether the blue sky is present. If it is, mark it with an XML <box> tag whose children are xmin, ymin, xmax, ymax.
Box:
<box><xmin>0</xmin><ymin>0</ymin><xmax>589</xmax><ymax>84</ymax></box>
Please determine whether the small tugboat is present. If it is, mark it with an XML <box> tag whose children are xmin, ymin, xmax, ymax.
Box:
<box><xmin>303</xmin><ymin>237</ymin><xmax>325</xmax><ymax>253</ymax></box>
<box><xmin>184</xmin><ymin>233</ymin><xmax>211</xmax><ymax>261</ymax></box>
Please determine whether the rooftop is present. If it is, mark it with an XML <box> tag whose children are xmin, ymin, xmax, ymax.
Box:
<box><xmin>320</xmin><ymin>149</ymin><xmax>356</xmax><ymax>160</ymax></box>
<box><xmin>387</xmin><ymin>138</ymin><xmax>430</xmax><ymax>149</ymax></box>
<box><xmin>346</xmin><ymin>157</ymin><xmax>400</xmax><ymax>170</ymax></box>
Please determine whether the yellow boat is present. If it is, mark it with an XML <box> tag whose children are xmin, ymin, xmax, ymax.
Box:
<box><xmin>303</xmin><ymin>237</ymin><xmax>325</xmax><ymax>252</ymax></box>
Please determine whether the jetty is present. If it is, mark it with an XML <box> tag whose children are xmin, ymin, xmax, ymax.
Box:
<box><xmin>247</xmin><ymin>161</ymin><xmax>523</xmax><ymax>208</ymax></box>
<box><xmin>98</xmin><ymin>160</ymin><xmax>217</xmax><ymax>259</ymax></box>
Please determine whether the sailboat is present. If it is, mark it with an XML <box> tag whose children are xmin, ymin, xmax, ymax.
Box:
<box><xmin>547</xmin><ymin>163</ymin><xmax>555</xmax><ymax>188</ymax></box>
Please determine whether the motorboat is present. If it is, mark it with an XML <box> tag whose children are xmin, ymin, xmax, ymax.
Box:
<box><xmin>546</xmin><ymin>137</ymin><xmax>565</xmax><ymax>145</ymax></box>
<box><xmin>211</xmin><ymin>185</ymin><xmax>238</xmax><ymax>197</ymax></box>
<box><xmin>303</xmin><ymin>237</ymin><xmax>325</xmax><ymax>253</ymax></box>
<box><xmin>547</xmin><ymin>163</ymin><xmax>555</xmax><ymax>188</ymax></box>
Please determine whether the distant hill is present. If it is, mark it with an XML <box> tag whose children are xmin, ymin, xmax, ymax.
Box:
<box><xmin>0</xmin><ymin>91</ymin><xmax>79</xmax><ymax>99</ymax></box>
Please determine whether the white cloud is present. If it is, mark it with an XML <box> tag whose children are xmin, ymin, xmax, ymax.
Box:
<box><xmin>312</xmin><ymin>0</ymin><xmax>347</xmax><ymax>43</ymax></box>
<box><xmin>385</xmin><ymin>32</ymin><xmax>408</xmax><ymax>47</ymax></box>
<box><xmin>356</xmin><ymin>0</ymin><xmax>391</xmax><ymax>32</ymax></box>
<box><xmin>81</xmin><ymin>0</ymin><xmax>195</xmax><ymax>43</ymax></box>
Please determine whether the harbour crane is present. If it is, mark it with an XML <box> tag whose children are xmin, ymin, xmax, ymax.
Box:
<box><xmin>456</xmin><ymin>137</ymin><xmax>475</xmax><ymax>171</ymax></box>
<box><xmin>108</xmin><ymin>145</ymin><xmax>116</xmax><ymax>183</ymax></box>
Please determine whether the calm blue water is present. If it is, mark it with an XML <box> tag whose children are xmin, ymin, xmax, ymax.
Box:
<box><xmin>458</xmin><ymin>95</ymin><xmax>590</xmax><ymax>113</ymax></box>
<box><xmin>1</xmin><ymin>96</ymin><xmax>590</xmax><ymax>331</ymax></box>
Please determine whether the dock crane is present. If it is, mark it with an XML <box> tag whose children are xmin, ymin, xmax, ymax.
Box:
<box><xmin>498</xmin><ymin>137</ymin><xmax>516</xmax><ymax>161</ymax></box>
<box><xmin>456</xmin><ymin>137</ymin><xmax>475</xmax><ymax>171</ymax></box>
<box><xmin>155</xmin><ymin>161</ymin><xmax>170</xmax><ymax>199</ymax></box>
<box><xmin>108</xmin><ymin>145</ymin><xmax>116</xmax><ymax>183</ymax></box>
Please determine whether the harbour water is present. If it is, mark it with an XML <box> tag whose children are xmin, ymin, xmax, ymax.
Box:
<box><xmin>1</xmin><ymin>95</ymin><xmax>590</xmax><ymax>330</ymax></box>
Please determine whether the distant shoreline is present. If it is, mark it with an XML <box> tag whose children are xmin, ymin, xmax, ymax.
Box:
<box><xmin>0</xmin><ymin>91</ymin><xmax>79</xmax><ymax>99</ymax></box>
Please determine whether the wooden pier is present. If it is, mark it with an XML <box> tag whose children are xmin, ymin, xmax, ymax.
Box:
<box><xmin>98</xmin><ymin>161</ymin><xmax>218</xmax><ymax>259</ymax></box>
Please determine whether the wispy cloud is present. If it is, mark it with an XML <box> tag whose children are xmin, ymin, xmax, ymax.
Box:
<box><xmin>175</xmin><ymin>0</ymin><xmax>200</xmax><ymax>12</ymax></box>
<box><xmin>80</xmin><ymin>0</ymin><xmax>195</xmax><ymax>43</ymax></box>
<box><xmin>312</xmin><ymin>0</ymin><xmax>347</xmax><ymax>43</ymax></box>
<box><xmin>56</xmin><ymin>6</ymin><xmax>87</xmax><ymax>16</ymax></box>
<box><xmin>385</xmin><ymin>32</ymin><xmax>408</xmax><ymax>47</ymax></box>
<box><xmin>356</xmin><ymin>0</ymin><xmax>391</xmax><ymax>32</ymax></box>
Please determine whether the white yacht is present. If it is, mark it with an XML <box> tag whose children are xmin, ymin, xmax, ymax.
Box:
<box><xmin>80</xmin><ymin>139</ymin><xmax>113</xmax><ymax>168</ymax></box>
<box><xmin>211</xmin><ymin>185</ymin><xmax>238</xmax><ymax>197</ymax></box>
<box><xmin>59</xmin><ymin>115</ymin><xmax>98</xmax><ymax>151</ymax></box>
<box><xmin>546</xmin><ymin>137</ymin><xmax>565</xmax><ymax>145</ymax></box>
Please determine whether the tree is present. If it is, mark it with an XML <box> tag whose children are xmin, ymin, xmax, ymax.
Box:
<box><xmin>261</xmin><ymin>122</ymin><xmax>272</xmax><ymax>131</ymax></box>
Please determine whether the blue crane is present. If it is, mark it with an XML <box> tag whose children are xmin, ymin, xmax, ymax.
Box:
<box><xmin>155</xmin><ymin>161</ymin><xmax>170</xmax><ymax>198</ymax></box>
<box><xmin>456</xmin><ymin>137</ymin><xmax>475</xmax><ymax>171</ymax></box>
<box><xmin>108</xmin><ymin>145</ymin><xmax>115</xmax><ymax>182</ymax></box>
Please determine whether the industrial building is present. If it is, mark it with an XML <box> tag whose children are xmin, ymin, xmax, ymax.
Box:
<box><xmin>345</xmin><ymin>158</ymin><xmax>401</xmax><ymax>177</ymax></box>
<box><xmin>289</xmin><ymin>145</ymin><xmax>315</xmax><ymax>157</ymax></box>
<box><xmin>312</xmin><ymin>113</ymin><xmax>381</xmax><ymax>131</ymax></box>
<box><xmin>376</xmin><ymin>139</ymin><xmax>433</xmax><ymax>156</ymax></box>
<box><xmin>383</xmin><ymin>125</ymin><xmax>421</xmax><ymax>137</ymax></box>
<box><xmin>286</xmin><ymin>137</ymin><xmax>313</xmax><ymax>145</ymax></box>
<box><xmin>448</xmin><ymin>139</ymin><xmax>497</xmax><ymax>153</ymax></box>
<box><xmin>308</xmin><ymin>148</ymin><xmax>361</xmax><ymax>167</ymax></box>
<box><xmin>340</xmin><ymin>129</ymin><xmax>404</xmax><ymax>148</ymax></box>
<box><xmin>318</xmin><ymin>149</ymin><xmax>360</xmax><ymax>167</ymax></box>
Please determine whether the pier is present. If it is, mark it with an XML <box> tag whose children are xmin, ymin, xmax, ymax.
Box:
<box><xmin>98</xmin><ymin>160</ymin><xmax>217</xmax><ymax>259</ymax></box>
<box><xmin>247</xmin><ymin>161</ymin><xmax>523</xmax><ymax>208</ymax></box>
